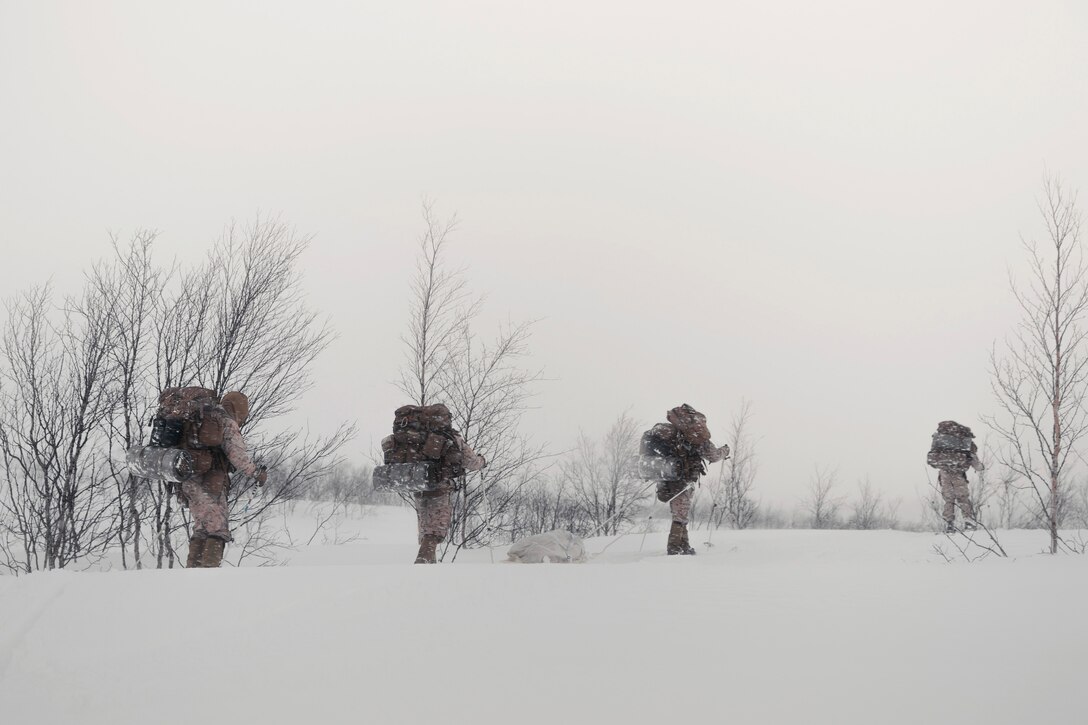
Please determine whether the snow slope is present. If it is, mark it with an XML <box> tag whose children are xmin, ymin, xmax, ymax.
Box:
<box><xmin>1</xmin><ymin>506</ymin><xmax>1085</xmax><ymax>725</ymax></box>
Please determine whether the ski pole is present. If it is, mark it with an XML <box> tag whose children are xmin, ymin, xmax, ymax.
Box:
<box><xmin>705</xmin><ymin>502</ymin><xmax>719</xmax><ymax>548</ymax></box>
<box><xmin>635</xmin><ymin>481</ymin><xmax>694</xmax><ymax>554</ymax></box>
<box><xmin>639</xmin><ymin>513</ymin><xmax>652</xmax><ymax>552</ymax></box>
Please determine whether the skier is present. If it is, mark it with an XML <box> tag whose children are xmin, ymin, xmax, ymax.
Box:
<box><xmin>927</xmin><ymin>420</ymin><xmax>984</xmax><ymax>533</ymax></box>
<box><xmin>641</xmin><ymin>404</ymin><xmax>729</xmax><ymax>555</ymax></box>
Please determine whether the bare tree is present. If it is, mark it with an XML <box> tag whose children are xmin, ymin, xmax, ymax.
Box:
<box><xmin>0</xmin><ymin>218</ymin><xmax>353</xmax><ymax>571</ymax></box>
<box><xmin>138</xmin><ymin>219</ymin><xmax>353</xmax><ymax>567</ymax></box>
<box><xmin>848</xmin><ymin>478</ymin><xmax>900</xmax><ymax>530</ymax></box>
<box><xmin>1068</xmin><ymin>479</ymin><xmax>1088</xmax><ymax>530</ymax></box>
<box><xmin>992</xmin><ymin>466</ymin><xmax>1026</xmax><ymax>529</ymax></box>
<box><xmin>395</xmin><ymin>202</ymin><xmax>546</xmax><ymax>559</ymax></box>
<box><xmin>440</xmin><ymin>323</ymin><xmax>549</xmax><ymax>556</ymax></box>
<box><xmin>964</xmin><ymin>440</ymin><xmax>1020</xmax><ymax>529</ymax></box>
<box><xmin>988</xmin><ymin>175</ymin><xmax>1088</xmax><ymax>553</ymax></box>
<box><xmin>561</xmin><ymin>413</ymin><xmax>648</xmax><ymax>537</ymax></box>
<box><xmin>803</xmin><ymin>466</ymin><xmax>844</xmax><ymax>530</ymax></box>
<box><xmin>192</xmin><ymin>219</ymin><xmax>355</xmax><ymax>541</ymax></box>
<box><xmin>849</xmin><ymin>478</ymin><xmax>882</xmax><ymax>530</ymax></box>
<box><xmin>506</xmin><ymin>477</ymin><xmax>586</xmax><ymax>540</ymax></box>
<box><xmin>197</xmin><ymin>218</ymin><xmax>335</xmax><ymax>424</ymax></box>
<box><xmin>0</xmin><ymin>284</ymin><xmax>120</xmax><ymax>572</ymax></box>
<box><xmin>87</xmin><ymin>231</ymin><xmax>166</xmax><ymax>570</ymax></box>
<box><xmin>705</xmin><ymin>400</ymin><xmax>758</xmax><ymax>530</ymax></box>
<box><xmin>397</xmin><ymin>201</ymin><xmax>479</xmax><ymax>406</ymax></box>
<box><xmin>146</xmin><ymin>260</ymin><xmax>217</xmax><ymax>567</ymax></box>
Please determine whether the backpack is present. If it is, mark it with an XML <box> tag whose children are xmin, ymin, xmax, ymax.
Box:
<box><xmin>667</xmin><ymin>404</ymin><xmax>712</xmax><ymax>446</ymax></box>
<box><xmin>147</xmin><ymin>386</ymin><xmax>226</xmax><ymax>476</ymax></box>
<box><xmin>637</xmin><ymin>424</ymin><xmax>682</xmax><ymax>481</ymax></box>
<box><xmin>639</xmin><ymin>422</ymin><xmax>704</xmax><ymax>482</ymax></box>
<box><xmin>927</xmin><ymin>420</ymin><xmax>976</xmax><ymax>471</ymax></box>
<box><xmin>640</xmin><ymin>423</ymin><xmax>679</xmax><ymax>459</ymax></box>
<box><xmin>382</xmin><ymin>404</ymin><xmax>465</xmax><ymax>483</ymax></box>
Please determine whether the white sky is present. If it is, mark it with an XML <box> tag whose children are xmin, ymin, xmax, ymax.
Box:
<box><xmin>2</xmin><ymin>1</ymin><xmax>1087</xmax><ymax>520</ymax></box>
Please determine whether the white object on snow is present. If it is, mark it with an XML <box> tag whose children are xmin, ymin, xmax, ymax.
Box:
<box><xmin>506</xmin><ymin>529</ymin><xmax>586</xmax><ymax>563</ymax></box>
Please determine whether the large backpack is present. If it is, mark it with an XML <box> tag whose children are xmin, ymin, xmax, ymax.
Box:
<box><xmin>640</xmin><ymin>423</ymin><xmax>679</xmax><ymax>459</ymax></box>
<box><xmin>667</xmin><ymin>404</ymin><xmax>712</xmax><ymax>446</ymax></box>
<box><xmin>129</xmin><ymin>387</ymin><xmax>225</xmax><ymax>484</ymax></box>
<box><xmin>927</xmin><ymin>420</ymin><xmax>976</xmax><ymax>471</ymax></box>
<box><xmin>382</xmin><ymin>404</ymin><xmax>465</xmax><ymax>483</ymax></box>
<box><xmin>638</xmin><ymin>424</ymin><xmax>682</xmax><ymax>482</ymax></box>
<box><xmin>148</xmin><ymin>386</ymin><xmax>226</xmax><ymax>476</ymax></box>
<box><xmin>639</xmin><ymin>422</ymin><xmax>704</xmax><ymax>484</ymax></box>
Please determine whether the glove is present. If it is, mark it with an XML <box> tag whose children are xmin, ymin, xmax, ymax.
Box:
<box><xmin>255</xmin><ymin>466</ymin><xmax>268</xmax><ymax>486</ymax></box>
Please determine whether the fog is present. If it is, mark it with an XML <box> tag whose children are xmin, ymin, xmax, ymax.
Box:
<box><xmin>2</xmin><ymin>1</ymin><xmax>1087</xmax><ymax>519</ymax></box>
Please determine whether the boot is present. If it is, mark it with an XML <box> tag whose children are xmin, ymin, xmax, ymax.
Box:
<box><xmin>963</xmin><ymin>519</ymin><xmax>978</xmax><ymax>532</ymax></box>
<box><xmin>201</xmin><ymin>537</ymin><xmax>226</xmax><ymax>568</ymax></box>
<box><xmin>667</xmin><ymin>521</ymin><xmax>685</xmax><ymax>555</ymax></box>
<box><xmin>186</xmin><ymin>537</ymin><xmax>206</xmax><ymax>568</ymax></box>
<box><xmin>944</xmin><ymin>520</ymin><xmax>956</xmax><ymax>534</ymax></box>
<box><xmin>415</xmin><ymin>534</ymin><xmax>440</xmax><ymax>564</ymax></box>
<box><xmin>677</xmin><ymin>524</ymin><xmax>696</xmax><ymax>556</ymax></box>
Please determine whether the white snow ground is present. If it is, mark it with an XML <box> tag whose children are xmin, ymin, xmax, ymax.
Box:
<box><xmin>1</xmin><ymin>505</ymin><xmax>1085</xmax><ymax>725</ymax></box>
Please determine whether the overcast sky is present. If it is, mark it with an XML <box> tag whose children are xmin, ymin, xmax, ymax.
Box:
<box><xmin>2</xmin><ymin>1</ymin><xmax>1087</xmax><ymax>520</ymax></box>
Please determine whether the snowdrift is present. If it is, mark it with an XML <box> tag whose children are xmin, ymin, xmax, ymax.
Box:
<box><xmin>1</xmin><ymin>506</ymin><xmax>1085</xmax><ymax>725</ymax></box>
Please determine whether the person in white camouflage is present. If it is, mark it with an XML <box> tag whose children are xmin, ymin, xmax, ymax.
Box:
<box><xmin>645</xmin><ymin>404</ymin><xmax>729</xmax><ymax>555</ymax></box>
<box><xmin>939</xmin><ymin>466</ymin><xmax>980</xmax><ymax>533</ymax></box>
<box><xmin>182</xmin><ymin>391</ymin><xmax>267</xmax><ymax>568</ymax></box>
<box><xmin>379</xmin><ymin>404</ymin><xmax>486</xmax><ymax>563</ymax></box>
<box><xmin>928</xmin><ymin>420</ymin><xmax>984</xmax><ymax>533</ymax></box>
<box><xmin>412</xmin><ymin>432</ymin><xmax>485</xmax><ymax>564</ymax></box>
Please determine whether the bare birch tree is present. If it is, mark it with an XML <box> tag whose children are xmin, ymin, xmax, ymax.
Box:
<box><xmin>395</xmin><ymin>202</ymin><xmax>546</xmax><ymax>559</ymax></box>
<box><xmin>961</xmin><ymin>440</ymin><xmax>1019</xmax><ymax>528</ymax></box>
<box><xmin>440</xmin><ymin>323</ymin><xmax>548</xmax><ymax>557</ymax></box>
<box><xmin>0</xmin><ymin>285</ymin><xmax>119</xmax><ymax>572</ymax></box>
<box><xmin>145</xmin><ymin>261</ymin><xmax>217</xmax><ymax>567</ymax></box>
<box><xmin>848</xmin><ymin>478</ymin><xmax>900</xmax><ymax>530</ymax></box>
<box><xmin>397</xmin><ymin>201</ymin><xmax>479</xmax><ymax>406</ymax></box>
<box><xmin>562</xmin><ymin>413</ymin><xmax>647</xmax><ymax>537</ymax></box>
<box><xmin>89</xmin><ymin>231</ymin><xmax>165</xmax><ymax>569</ymax></box>
<box><xmin>705</xmin><ymin>400</ymin><xmax>758</xmax><ymax>530</ymax></box>
<box><xmin>803</xmin><ymin>466</ymin><xmax>843</xmax><ymax>530</ymax></box>
<box><xmin>989</xmin><ymin>175</ymin><xmax>1088</xmax><ymax>554</ymax></box>
<box><xmin>189</xmin><ymin>219</ymin><xmax>353</xmax><ymax>553</ymax></box>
